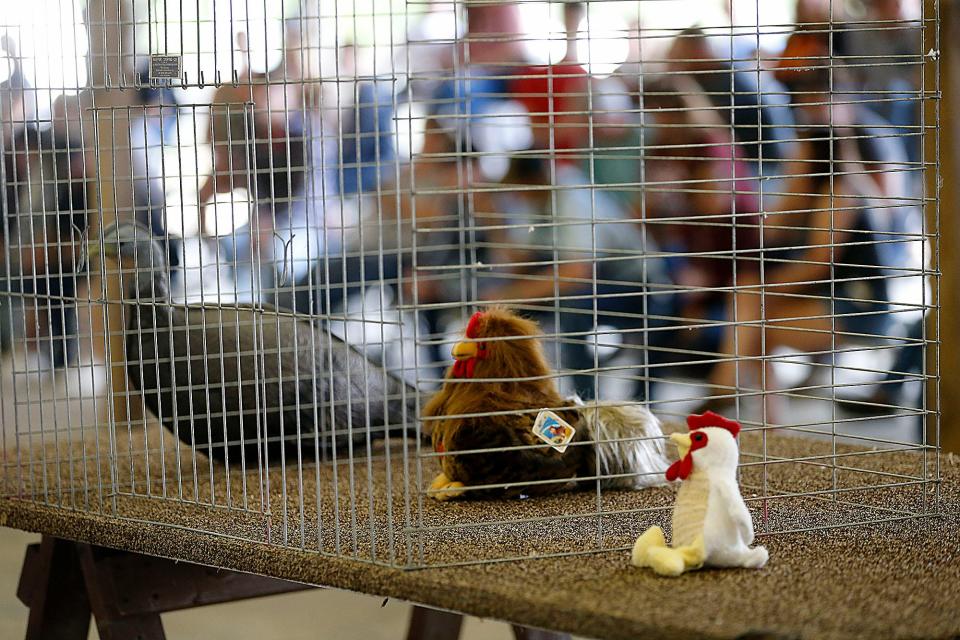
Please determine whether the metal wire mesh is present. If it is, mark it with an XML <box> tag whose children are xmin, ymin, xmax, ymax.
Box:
<box><xmin>0</xmin><ymin>0</ymin><xmax>941</xmax><ymax>569</ymax></box>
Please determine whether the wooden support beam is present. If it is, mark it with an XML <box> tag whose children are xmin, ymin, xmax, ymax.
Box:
<box><xmin>17</xmin><ymin>537</ymin><xmax>312</xmax><ymax>640</ymax></box>
<box><xmin>84</xmin><ymin>0</ymin><xmax>140</xmax><ymax>429</ymax></box>
<box><xmin>927</xmin><ymin>0</ymin><xmax>959</xmax><ymax>452</ymax></box>
<box><xmin>87</xmin><ymin>548</ymin><xmax>310</xmax><ymax>616</ymax></box>
<box><xmin>18</xmin><ymin>538</ymin><xmax>576</xmax><ymax>640</ymax></box>
<box><xmin>405</xmin><ymin>606</ymin><xmax>573</xmax><ymax>640</ymax></box>
<box><xmin>510</xmin><ymin>624</ymin><xmax>573</xmax><ymax>640</ymax></box>
<box><xmin>17</xmin><ymin>537</ymin><xmax>91</xmax><ymax>640</ymax></box>
<box><xmin>406</xmin><ymin>606</ymin><xmax>465</xmax><ymax>640</ymax></box>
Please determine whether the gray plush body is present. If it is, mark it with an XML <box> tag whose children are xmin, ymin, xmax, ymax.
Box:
<box><xmin>102</xmin><ymin>221</ymin><xmax>416</xmax><ymax>462</ymax></box>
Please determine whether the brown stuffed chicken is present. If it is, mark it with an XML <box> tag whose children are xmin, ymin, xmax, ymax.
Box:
<box><xmin>422</xmin><ymin>307</ymin><xmax>669</xmax><ymax>500</ymax></box>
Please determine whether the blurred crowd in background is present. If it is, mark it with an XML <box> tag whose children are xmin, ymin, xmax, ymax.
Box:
<box><xmin>0</xmin><ymin>0</ymin><xmax>929</xmax><ymax>420</ymax></box>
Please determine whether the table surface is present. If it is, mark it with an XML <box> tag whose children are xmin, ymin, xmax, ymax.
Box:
<box><xmin>1</xmin><ymin>431</ymin><xmax>957</xmax><ymax>640</ymax></box>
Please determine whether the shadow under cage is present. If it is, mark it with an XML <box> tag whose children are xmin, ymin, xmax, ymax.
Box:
<box><xmin>0</xmin><ymin>0</ymin><xmax>941</xmax><ymax>569</ymax></box>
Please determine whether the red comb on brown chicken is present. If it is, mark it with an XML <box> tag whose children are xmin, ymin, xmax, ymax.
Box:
<box><xmin>423</xmin><ymin>307</ymin><xmax>669</xmax><ymax>500</ymax></box>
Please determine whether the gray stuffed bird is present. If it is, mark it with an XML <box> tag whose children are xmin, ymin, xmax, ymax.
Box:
<box><xmin>91</xmin><ymin>220</ymin><xmax>418</xmax><ymax>464</ymax></box>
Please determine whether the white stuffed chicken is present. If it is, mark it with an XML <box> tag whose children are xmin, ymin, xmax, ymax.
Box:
<box><xmin>631</xmin><ymin>411</ymin><xmax>768</xmax><ymax>576</ymax></box>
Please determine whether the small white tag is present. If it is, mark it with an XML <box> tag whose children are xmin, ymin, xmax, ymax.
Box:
<box><xmin>532</xmin><ymin>410</ymin><xmax>576</xmax><ymax>453</ymax></box>
<box><xmin>149</xmin><ymin>55</ymin><xmax>182</xmax><ymax>80</ymax></box>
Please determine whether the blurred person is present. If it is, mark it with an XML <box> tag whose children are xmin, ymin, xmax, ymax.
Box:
<box><xmin>0</xmin><ymin>43</ymin><xmax>29</xmax><ymax>351</ymax></box>
<box><xmin>776</xmin><ymin>27</ymin><xmax>915</xmax><ymax>270</ymax></box>
<box><xmin>423</xmin><ymin>1</ymin><xmax>533</xmax><ymax>171</ymax></box>
<box><xmin>640</xmin><ymin>81</ymin><xmax>761</xmax><ymax>370</ymax></box>
<box><xmin>665</xmin><ymin>27</ymin><xmax>794</xmax><ymax>171</ymax></box>
<box><xmin>509</xmin><ymin>2</ymin><xmax>590</xmax><ymax>162</ymax></box>
<box><xmin>0</xmin><ymin>35</ymin><xmax>36</xmax><ymax>146</ymax></box>
<box><xmin>460</xmin><ymin>1</ymin><xmax>529</xmax><ymax>66</ymax></box>
<box><xmin>404</xmin><ymin>0</ymin><xmax>460</xmax><ymax>86</ymax></box>
<box><xmin>197</xmin><ymin>27</ymin><xmax>307</xmax><ymax>236</ymax></box>
<box><xmin>840</xmin><ymin>314</ymin><xmax>924</xmax><ymax>415</ymax></box>
<box><xmin>476</xmin><ymin>155</ymin><xmax>607</xmax><ymax>305</ymax></box>
<box><xmin>0</xmin><ymin>35</ymin><xmax>30</xmax><ymax>232</ymax></box>
<box><xmin>129</xmin><ymin>74</ymin><xmax>182</xmax><ymax>273</ymax></box>
<box><xmin>812</xmin><ymin>0</ymin><xmax>925</xmax><ymax>407</ymax></box>
<box><xmin>254</xmin><ymin>25</ymin><xmax>308</xmax><ymax>211</ymax></box>
<box><xmin>615</xmin><ymin>18</ymin><xmax>646</xmax><ymax>98</ymax></box>
<box><xmin>508</xmin><ymin>65</ymin><xmax>590</xmax><ymax>161</ymax></box>
<box><xmin>337</xmin><ymin>44</ymin><xmax>397</xmax><ymax>196</ymax></box>
<box><xmin>582</xmin><ymin>78</ymin><xmax>644</xmax><ymax>214</ymax></box>
<box><xmin>477</xmin><ymin>155</ymin><xmax>671</xmax><ymax>398</ymax></box>
<box><xmin>699</xmin><ymin>129</ymin><xmax>892</xmax><ymax>418</ymax></box>
<box><xmin>843</xmin><ymin>0</ymin><xmax>920</xmax><ymax>92</ymax></box>
<box><xmin>5</xmin><ymin>126</ymin><xmax>90</xmax><ymax>368</ymax></box>
<box><xmin>291</xmin><ymin>120</ymin><xmax>473</xmax><ymax>373</ymax></box>
<box><xmin>843</xmin><ymin>0</ymin><xmax>923</xmax><ymax>160</ymax></box>
<box><xmin>195</xmin><ymin>24</ymin><xmax>310</xmax><ymax>310</ymax></box>
<box><xmin>0</xmin><ymin>34</ymin><xmax>34</xmax><ymax>352</ymax></box>
<box><xmin>322</xmin><ymin>125</ymin><xmax>467</xmax><ymax>312</ymax></box>
<box><xmin>795</xmin><ymin>0</ymin><xmax>849</xmax><ymax>24</ymax></box>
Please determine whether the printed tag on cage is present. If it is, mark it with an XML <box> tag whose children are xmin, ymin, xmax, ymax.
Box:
<box><xmin>532</xmin><ymin>410</ymin><xmax>576</xmax><ymax>454</ymax></box>
<box><xmin>149</xmin><ymin>55</ymin><xmax>182</xmax><ymax>80</ymax></box>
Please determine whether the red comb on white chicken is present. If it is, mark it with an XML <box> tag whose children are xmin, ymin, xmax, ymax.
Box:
<box><xmin>687</xmin><ymin>410</ymin><xmax>741</xmax><ymax>437</ymax></box>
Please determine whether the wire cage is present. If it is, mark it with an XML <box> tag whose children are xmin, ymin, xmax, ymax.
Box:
<box><xmin>0</xmin><ymin>0</ymin><xmax>941</xmax><ymax>569</ymax></box>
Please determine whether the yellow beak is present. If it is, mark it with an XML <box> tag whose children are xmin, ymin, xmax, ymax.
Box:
<box><xmin>451</xmin><ymin>341</ymin><xmax>478</xmax><ymax>361</ymax></box>
<box><xmin>670</xmin><ymin>432</ymin><xmax>692</xmax><ymax>458</ymax></box>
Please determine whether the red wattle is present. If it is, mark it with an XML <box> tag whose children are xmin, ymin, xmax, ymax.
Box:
<box><xmin>666</xmin><ymin>454</ymin><xmax>693</xmax><ymax>481</ymax></box>
<box><xmin>451</xmin><ymin>357</ymin><xmax>478</xmax><ymax>379</ymax></box>
<box><xmin>451</xmin><ymin>348</ymin><xmax>485</xmax><ymax>379</ymax></box>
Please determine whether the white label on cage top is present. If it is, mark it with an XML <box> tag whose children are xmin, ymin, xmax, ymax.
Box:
<box><xmin>149</xmin><ymin>55</ymin><xmax>182</xmax><ymax>80</ymax></box>
<box><xmin>532</xmin><ymin>410</ymin><xmax>576</xmax><ymax>454</ymax></box>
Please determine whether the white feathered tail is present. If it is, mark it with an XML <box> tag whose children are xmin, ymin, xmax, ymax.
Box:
<box><xmin>573</xmin><ymin>399</ymin><xmax>670</xmax><ymax>489</ymax></box>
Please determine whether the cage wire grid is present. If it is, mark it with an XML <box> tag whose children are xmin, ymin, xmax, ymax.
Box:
<box><xmin>0</xmin><ymin>0</ymin><xmax>942</xmax><ymax>569</ymax></box>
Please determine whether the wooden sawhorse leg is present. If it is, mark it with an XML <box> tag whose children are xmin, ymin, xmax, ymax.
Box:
<box><xmin>510</xmin><ymin>624</ymin><xmax>573</xmax><ymax>640</ymax></box>
<box><xmin>17</xmin><ymin>537</ymin><xmax>91</xmax><ymax>640</ymax></box>
<box><xmin>17</xmin><ymin>537</ymin><xmax>572</xmax><ymax>640</ymax></box>
<box><xmin>17</xmin><ymin>536</ymin><xmax>310</xmax><ymax>640</ymax></box>
<box><xmin>405</xmin><ymin>605</ymin><xmax>572</xmax><ymax>640</ymax></box>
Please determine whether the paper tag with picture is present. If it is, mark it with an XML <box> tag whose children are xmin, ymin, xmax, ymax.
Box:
<box><xmin>532</xmin><ymin>410</ymin><xmax>576</xmax><ymax>453</ymax></box>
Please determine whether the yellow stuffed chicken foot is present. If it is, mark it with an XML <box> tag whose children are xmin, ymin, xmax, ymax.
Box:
<box><xmin>429</xmin><ymin>472</ymin><xmax>466</xmax><ymax>501</ymax></box>
<box><xmin>632</xmin><ymin>528</ymin><xmax>706</xmax><ymax>577</ymax></box>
